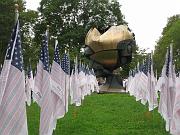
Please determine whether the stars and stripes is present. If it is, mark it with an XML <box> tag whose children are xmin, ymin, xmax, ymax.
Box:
<box><xmin>40</xmin><ymin>33</ymin><xmax>50</xmax><ymax>72</ymax></box>
<box><xmin>143</xmin><ymin>57</ymin><xmax>148</xmax><ymax>76</ymax></box>
<box><xmin>61</xmin><ymin>53</ymin><xmax>70</xmax><ymax>75</ymax></box>
<box><xmin>54</xmin><ymin>43</ymin><xmax>61</xmax><ymax>65</ymax></box>
<box><xmin>25</xmin><ymin>64</ymin><xmax>34</xmax><ymax>106</ymax></box>
<box><xmin>39</xmin><ymin>31</ymin><xmax>54</xmax><ymax>135</ymax></box>
<box><xmin>166</xmin><ymin>47</ymin><xmax>171</xmax><ymax>77</ymax></box>
<box><xmin>51</xmin><ymin>40</ymin><xmax>66</xmax><ymax>130</ymax></box>
<box><xmin>147</xmin><ymin>53</ymin><xmax>158</xmax><ymax>111</ymax></box>
<box><xmin>60</xmin><ymin>52</ymin><xmax>70</xmax><ymax>112</ymax></box>
<box><xmin>33</xmin><ymin>29</ymin><xmax>54</xmax><ymax>135</ymax></box>
<box><xmin>147</xmin><ymin>53</ymin><xmax>152</xmax><ymax>75</ymax></box>
<box><xmin>0</xmin><ymin>20</ymin><xmax>28</xmax><ymax>135</ymax></box>
<box><xmin>0</xmin><ymin>64</ymin><xmax>2</xmax><ymax>74</ymax></box>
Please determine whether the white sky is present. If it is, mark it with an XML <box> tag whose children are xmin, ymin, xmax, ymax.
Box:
<box><xmin>119</xmin><ymin>0</ymin><xmax>180</xmax><ymax>51</ymax></box>
<box><xmin>26</xmin><ymin>0</ymin><xmax>41</xmax><ymax>11</ymax></box>
<box><xmin>26</xmin><ymin>0</ymin><xmax>180</xmax><ymax>52</ymax></box>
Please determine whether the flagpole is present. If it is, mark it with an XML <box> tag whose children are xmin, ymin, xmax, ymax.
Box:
<box><xmin>167</xmin><ymin>48</ymin><xmax>170</xmax><ymax>131</ymax></box>
<box><xmin>68</xmin><ymin>49</ymin><xmax>70</xmax><ymax>111</ymax></box>
<box><xmin>46</xmin><ymin>25</ymin><xmax>50</xmax><ymax>39</ymax></box>
<box><xmin>0</xmin><ymin>3</ymin><xmax>19</xmax><ymax>105</ymax></box>
<box><xmin>151</xmin><ymin>52</ymin><xmax>155</xmax><ymax>134</ymax></box>
<box><xmin>54</xmin><ymin>37</ymin><xmax>58</xmax><ymax>49</ymax></box>
<box><xmin>15</xmin><ymin>4</ymin><xmax>19</xmax><ymax>23</ymax></box>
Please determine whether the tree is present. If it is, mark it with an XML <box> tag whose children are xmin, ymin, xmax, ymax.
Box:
<box><xmin>120</xmin><ymin>46</ymin><xmax>148</xmax><ymax>78</ymax></box>
<box><xmin>0</xmin><ymin>0</ymin><xmax>25</xmax><ymax>64</ymax></box>
<box><xmin>0</xmin><ymin>0</ymin><xmax>40</xmax><ymax>71</ymax></box>
<box><xmin>34</xmin><ymin>0</ymin><xmax>126</xmax><ymax>61</ymax></box>
<box><xmin>154</xmin><ymin>15</ymin><xmax>180</xmax><ymax>75</ymax></box>
<box><xmin>20</xmin><ymin>10</ymin><xmax>40</xmax><ymax>71</ymax></box>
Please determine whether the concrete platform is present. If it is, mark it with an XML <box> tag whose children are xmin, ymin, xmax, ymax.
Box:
<box><xmin>99</xmin><ymin>85</ymin><xmax>127</xmax><ymax>93</ymax></box>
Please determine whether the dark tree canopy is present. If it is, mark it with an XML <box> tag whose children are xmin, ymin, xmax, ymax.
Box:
<box><xmin>0</xmin><ymin>0</ymin><xmax>39</xmax><ymax>69</ymax></box>
<box><xmin>154</xmin><ymin>15</ymin><xmax>180</xmax><ymax>75</ymax></box>
<box><xmin>0</xmin><ymin>0</ymin><xmax>24</xmax><ymax>64</ymax></box>
<box><xmin>35</xmin><ymin>0</ymin><xmax>126</xmax><ymax>56</ymax></box>
<box><xmin>1</xmin><ymin>0</ymin><xmax>136</xmax><ymax>74</ymax></box>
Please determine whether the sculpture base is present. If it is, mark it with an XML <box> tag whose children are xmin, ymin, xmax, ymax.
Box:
<box><xmin>99</xmin><ymin>74</ymin><xmax>126</xmax><ymax>93</ymax></box>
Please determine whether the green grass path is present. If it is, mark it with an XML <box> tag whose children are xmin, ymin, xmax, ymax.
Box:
<box><xmin>27</xmin><ymin>93</ymin><xmax>169</xmax><ymax>135</ymax></box>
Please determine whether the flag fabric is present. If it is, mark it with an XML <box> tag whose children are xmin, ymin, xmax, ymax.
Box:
<box><xmin>70</xmin><ymin>68</ymin><xmax>75</xmax><ymax>104</ymax></box>
<box><xmin>61</xmin><ymin>52</ymin><xmax>70</xmax><ymax>113</ymax></box>
<box><xmin>0</xmin><ymin>64</ymin><xmax>2</xmax><ymax>74</ymax></box>
<box><xmin>34</xmin><ymin>30</ymin><xmax>54</xmax><ymax>135</ymax></box>
<box><xmin>126</xmin><ymin>70</ymin><xmax>133</xmax><ymax>93</ymax></box>
<box><xmin>158</xmin><ymin>45</ymin><xmax>176</xmax><ymax>132</ymax></box>
<box><xmin>134</xmin><ymin>62</ymin><xmax>142</xmax><ymax>101</ymax></box>
<box><xmin>128</xmin><ymin>69</ymin><xmax>137</xmax><ymax>96</ymax></box>
<box><xmin>25</xmin><ymin>65</ymin><xmax>34</xmax><ymax>106</ymax></box>
<box><xmin>0</xmin><ymin>20</ymin><xmax>28</xmax><ymax>135</ymax></box>
<box><xmin>126</xmin><ymin>70</ymin><xmax>134</xmax><ymax>95</ymax></box>
<box><xmin>171</xmin><ymin>76</ymin><xmax>180</xmax><ymax>135</ymax></box>
<box><xmin>156</xmin><ymin>65</ymin><xmax>167</xmax><ymax>92</ymax></box>
<box><xmin>51</xmin><ymin>41</ymin><xmax>66</xmax><ymax>129</ymax></box>
<box><xmin>70</xmin><ymin>57</ymin><xmax>82</xmax><ymax>106</ymax></box>
<box><xmin>89</xmin><ymin>68</ymin><xmax>99</xmax><ymax>93</ymax></box>
<box><xmin>78</xmin><ymin>63</ymin><xmax>86</xmax><ymax>100</ymax></box>
<box><xmin>139</xmin><ymin>60</ymin><xmax>148</xmax><ymax>105</ymax></box>
<box><xmin>33</xmin><ymin>61</ymin><xmax>42</xmax><ymax>105</ymax></box>
<box><xmin>135</xmin><ymin>62</ymin><xmax>148</xmax><ymax>104</ymax></box>
<box><xmin>84</xmin><ymin>66</ymin><xmax>91</xmax><ymax>96</ymax></box>
<box><xmin>147</xmin><ymin>53</ymin><xmax>158</xmax><ymax>111</ymax></box>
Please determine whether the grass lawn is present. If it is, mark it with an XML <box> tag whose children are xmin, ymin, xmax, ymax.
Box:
<box><xmin>27</xmin><ymin>93</ymin><xmax>169</xmax><ymax>135</ymax></box>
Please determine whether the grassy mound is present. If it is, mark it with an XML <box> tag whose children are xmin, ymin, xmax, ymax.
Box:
<box><xmin>27</xmin><ymin>93</ymin><xmax>169</xmax><ymax>135</ymax></box>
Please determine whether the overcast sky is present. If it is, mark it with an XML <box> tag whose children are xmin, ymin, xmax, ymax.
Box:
<box><xmin>26</xmin><ymin>0</ymin><xmax>180</xmax><ymax>52</ymax></box>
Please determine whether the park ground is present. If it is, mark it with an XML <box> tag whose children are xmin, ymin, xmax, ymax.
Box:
<box><xmin>27</xmin><ymin>93</ymin><xmax>169</xmax><ymax>135</ymax></box>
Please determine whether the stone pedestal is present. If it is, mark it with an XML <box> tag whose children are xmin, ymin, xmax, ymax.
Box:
<box><xmin>99</xmin><ymin>74</ymin><xmax>126</xmax><ymax>93</ymax></box>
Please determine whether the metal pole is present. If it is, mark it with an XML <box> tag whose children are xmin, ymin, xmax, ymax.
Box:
<box><xmin>46</xmin><ymin>25</ymin><xmax>50</xmax><ymax>38</ymax></box>
<box><xmin>14</xmin><ymin>4</ymin><xmax>19</xmax><ymax>23</ymax></box>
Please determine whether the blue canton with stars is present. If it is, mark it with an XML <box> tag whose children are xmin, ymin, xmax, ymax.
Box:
<box><xmin>147</xmin><ymin>53</ymin><xmax>152</xmax><ymax>75</ymax></box>
<box><xmin>143</xmin><ymin>57</ymin><xmax>148</xmax><ymax>76</ymax></box>
<box><xmin>54</xmin><ymin>45</ymin><xmax>61</xmax><ymax>65</ymax></box>
<box><xmin>61</xmin><ymin>53</ymin><xmax>70</xmax><ymax>75</ymax></box>
<box><xmin>166</xmin><ymin>48</ymin><xmax>170</xmax><ymax>77</ymax></box>
<box><xmin>40</xmin><ymin>32</ymin><xmax>50</xmax><ymax>72</ymax></box>
<box><xmin>28</xmin><ymin>65</ymin><xmax>32</xmax><ymax>79</ymax></box>
<box><xmin>78</xmin><ymin>64</ymin><xmax>82</xmax><ymax>73</ymax></box>
<box><xmin>6</xmin><ymin>20</ymin><xmax>23</xmax><ymax>72</ymax></box>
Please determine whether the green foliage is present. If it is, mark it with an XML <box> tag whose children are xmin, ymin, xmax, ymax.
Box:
<box><xmin>154</xmin><ymin>15</ymin><xmax>180</xmax><ymax>75</ymax></box>
<box><xmin>0</xmin><ymin>0</ymin><xmax>24</xmax><ymax>64</ymax></box>
<box><xmin>34</xmin><ymin>0</ymin><xmax>126</xmax><ymax>60</ymax></box>
<box><xmin>20</xmin><ymin>10</ymin><xmax>39</xmax><ymax>70</ymax></box>
<box><xmin>27</xmin><ymin>94</ymin><xmax>169</xmax><ymax>135</ymax></box>
<box><xmin>0</xmin><ymin>0</ymin><xmax>134</xmax><ymax>74</ymax></box>
<box><xmin>0</xmin><ymin>0</ymin><xmax>41</xmax><ymax>70</ymax></box>
<box><xmin>120</xmin><ymin>46</ymin><xmax>148</xmax><ymax>78</ymax></box>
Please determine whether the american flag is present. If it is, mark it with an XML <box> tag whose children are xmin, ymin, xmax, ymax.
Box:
<box><xmin>147</xmin><ymin>53</ymin><xmax>158</xmax><ymax>111</ymax></box>
<box><xmin>171</xmin><ymin>76</ymin><xmax>180</xmax><ymax>134</ymax></box>
<box><xmin>139</xmin><ymin>60</ymin><xmax>148</xmax><ymax>105</ymax></box>
<box><xmin>34</xmin><ymin>30</ymin><xmax>54</xmax><ymax>135</ymax></box>
<box><xmin>51</xmin><ymin>41</ymin><xmax>66</xmax><ymax>130</ymax></box>
<box><xmin>69</xmin><ymin>58</ymin><xmax>75</xmax><ymax>104</ymax></box>
<box><xmin>0</xmin><ymin>64</ymin><xmax>2</xmax><ymax>74</ymax></box>
<box><xmin>0</xmin><ymin>20</ymin><xmax>28</xmax><ymax>135</ymax></box>
<box><xmin>158</xmin><ymin>45</ymin><xmax>176</xmax><ymax>132</ymax></box>
<box><xmin>25</xmin><ymin>64</ymin><xmax>34</xmax><ymax>106</ymax></box>
<box><xmin>61</xmin><ymin>53</ymin><xmax>70</xmax><ymax>112</ymax></box>
<box><xmin>61</xmin><ymin>53</ymin><xmax>70</xmax><ymax>75</ymax></box>
<box><xmin>166</xmin><ymin>48</ymin><xmax>171</xmax><ymax>77</ymax></box>
<box><xmin>143</xmin><ymin>57</ymin><xmax>148</xmax><ymax>76</ymax></box>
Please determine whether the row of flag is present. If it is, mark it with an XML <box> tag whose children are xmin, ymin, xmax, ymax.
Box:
<box><xmin>126</xmin><ymin>44</ymin><xmax>180</xmax><ymax>135</ymax></box>
<box><xmin>0</xmin><ymin>15</ymin><xmax>99</xmax><ymax>135</ymax></box>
